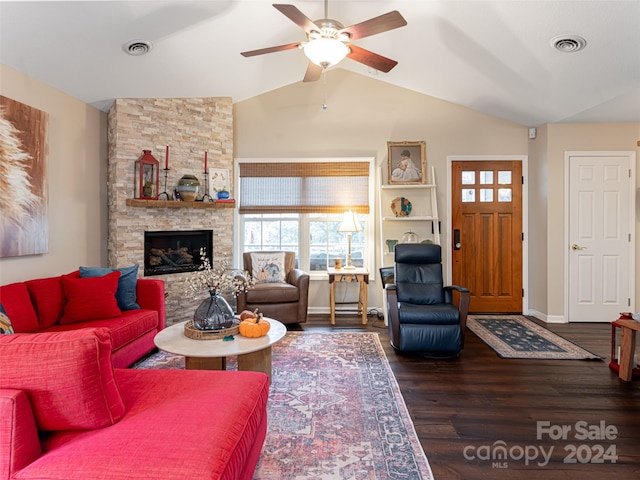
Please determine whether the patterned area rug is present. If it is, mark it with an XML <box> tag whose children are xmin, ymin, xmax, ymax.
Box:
<box><xmin>133</xmin><ymin>332</ymin><xmax>433</xmax><ymax>480</ymax></box>
<box><xmin>468</xmin><ymin>315</ymin><xmax>602</xmax><ymax>360</ymax></box>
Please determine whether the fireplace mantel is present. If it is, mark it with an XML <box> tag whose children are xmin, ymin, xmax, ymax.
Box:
<box><xmin>125</xmin><ymin>199</ymin><xmax>235</xmax><ymax>209</ymax></box>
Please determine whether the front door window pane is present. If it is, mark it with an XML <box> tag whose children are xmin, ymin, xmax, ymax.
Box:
<box><xmin>480</xmin><ymin>189</ymin><xmax>494</xmax><ymax>202</ymax></box>
<box><xmin>498</xmin><ymin>171</ymin><xmax>512</xmax><ymax>184</ymax></box>
<box><xmin>461</xmin><ymin>171</ymin><xmax>475</xmax><ymax>184</ymax></box>
<box><xmin>479</xmin><ymin>171</ymin><xmax>494</xmax><ymax>184</ymax></box>
<box><xmin>498</xmin><ymin>188</ymin><xmax>512</xmax><ymax>202</ymax></box>
<box><xmin>462</xmin><ymin>189</ymin><xmax>475</xmax><ymax>202</ymax></box>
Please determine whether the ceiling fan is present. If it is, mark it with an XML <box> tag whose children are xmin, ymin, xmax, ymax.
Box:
<box><xmin>240</xmin><ymin>1</ymin><xmax>407</xmax><ymax>82</ymax></box>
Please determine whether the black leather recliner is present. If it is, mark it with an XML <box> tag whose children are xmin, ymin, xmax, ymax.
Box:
<box><xmin>385</xmin><ymin>243</ymin><xmax>470</xmax><ymax>357</ymax></box>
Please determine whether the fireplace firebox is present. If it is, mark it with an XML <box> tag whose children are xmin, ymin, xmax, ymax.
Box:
<box><xmin>144</xmin><ymin>230</ymin><xmax>213</xmax><ymax>276</ymax></box>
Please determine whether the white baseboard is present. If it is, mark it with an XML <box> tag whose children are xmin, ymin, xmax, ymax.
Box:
<box><xmin>527</xmin><ymin>309</ymin><xmax>567</xmax><ymax>323</ymax></box>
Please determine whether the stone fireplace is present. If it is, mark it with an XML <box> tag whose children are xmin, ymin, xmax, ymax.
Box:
<box><xmin>107</xmin><ymin>97</ymin><xmax>234</xmax><ymax>325</ymax></box>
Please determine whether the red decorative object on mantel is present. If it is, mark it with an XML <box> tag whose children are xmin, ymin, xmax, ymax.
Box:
<box><xmin>134</xmin><ymin>150</ymin><xmax>160</xmax><ymax>200</ymax></box>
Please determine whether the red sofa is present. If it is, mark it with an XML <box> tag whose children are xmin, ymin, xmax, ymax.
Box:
<box><xmin>0</xmin><ymin>270</ymin><xmax>165</xmax><ymax>368</ymax></box>
<box><xmin>0</xmin><ymin>328</ymin><xmax>269</xmax><ymax>480</ymax></box>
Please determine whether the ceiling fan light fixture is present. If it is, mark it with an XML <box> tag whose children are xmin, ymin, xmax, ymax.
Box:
<box><xmin>304</xmin><ymin>38</ymin><xmax>349</xmax><ymax>68</ymax></box>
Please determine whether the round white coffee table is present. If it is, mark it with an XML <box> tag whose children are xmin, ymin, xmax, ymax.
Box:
<box><xmin>154</xmin><ymin>317</ymin><xmax>286</xmax><ymax>382</ymax></box>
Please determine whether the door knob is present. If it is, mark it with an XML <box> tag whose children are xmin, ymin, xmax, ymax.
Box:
<box><xmin>454</xmin><ymin>229</ymin><xmax>461</xmax><ymax>250</ymax></box>
<box><xmin>571</xmin><ymin>243</ymin><xmax>584</xmax><ymax>251</ymax></box>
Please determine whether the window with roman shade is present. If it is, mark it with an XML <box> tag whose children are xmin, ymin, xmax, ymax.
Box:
<box><xmin>238</xmin><ymin>161</ymin><xmax>370</xmax><ymax>214</ymax></box>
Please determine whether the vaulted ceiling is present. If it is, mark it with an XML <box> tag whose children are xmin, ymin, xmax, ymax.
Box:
<box><xmin>1</xmin><ymin>1</ymin><xmax>638</xmax><ymax>126</ymax></box>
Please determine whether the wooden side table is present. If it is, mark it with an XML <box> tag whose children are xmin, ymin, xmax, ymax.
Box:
<box><xmin>610</xmin><ymin>318</ymin><xmax>640</xmax><ymax>381</ymax></box>
<box><xmin>327</xmin><ymin>267</ymin><xmax>369</xmax><ymax>325</ymax></box>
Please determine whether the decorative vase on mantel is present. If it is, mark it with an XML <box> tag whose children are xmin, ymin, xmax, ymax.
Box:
<box><xmin>193</xmin><ymin>290</ymin><xmax>235</xmax><ymax>330</ymax></box>
<box><xmin>176</xmin><ymin>175</ymin><xmax>200</xmax><ymax>202</ymax></box>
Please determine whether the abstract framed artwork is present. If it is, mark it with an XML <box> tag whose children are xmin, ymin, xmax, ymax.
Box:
<box><xmin>0</xmin><ymin>96</ymin><xmax>49</xmax><ymax>257</ymax></box>
<box><xmin>387</xmin><ymin>141</ymin><xmax>426</xmax><ymax>185</ymax></box>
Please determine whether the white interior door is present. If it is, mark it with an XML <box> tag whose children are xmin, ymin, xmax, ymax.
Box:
<box><xmin>567</xmin><ymin>152</ymin><xmax>635</xmax><ymax>322</ymax></box>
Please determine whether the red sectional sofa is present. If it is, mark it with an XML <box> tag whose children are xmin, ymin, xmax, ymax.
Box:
<box><xmin>0</xmin><ymin>270</ymin><xmax>165</xmax><ymax>368</ymax></box>
<box><xmin>0</xmin><ymin>328</ymin><xmax>269</xmax><ymax>480</ymax></box>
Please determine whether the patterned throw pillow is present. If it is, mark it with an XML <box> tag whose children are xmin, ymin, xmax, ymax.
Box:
<box><xmin>251</xmin><ymin>252</ymin><xmax>286</xmax><ymax>283</ymax></box>
<box><xmin>0</xmin><ymin>304</ymin><xmax>14</xmax><ymax>334</ymax></box>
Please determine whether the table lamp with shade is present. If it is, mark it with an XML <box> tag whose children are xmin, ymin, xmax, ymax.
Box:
<box><xmin>338</xmin><ymin>210</ymin><xmax>361</xmax><ymax>270</ymax></box>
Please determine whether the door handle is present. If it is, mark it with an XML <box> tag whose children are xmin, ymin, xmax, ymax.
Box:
<box><xmin>454</xmin><ymin>229</ymin><xmax>461</xmax><ymax>250</ymax></box>
<box><xmin>571</xmin><ymin>243</ymin><xmax>585</xmax><ymax>251</ymax></box>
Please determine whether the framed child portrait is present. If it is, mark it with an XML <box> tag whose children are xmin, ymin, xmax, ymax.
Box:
<box><xmin>387</xmin><ymin>141</ymin><xmax>426</xmax><ymax>185</ymax></box>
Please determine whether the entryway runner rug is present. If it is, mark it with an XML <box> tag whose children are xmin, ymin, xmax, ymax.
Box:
<box><xmin>467</xmin><ymin>315</ymin><xmax>602</xmax><ymax>360</ymax></box>
<box><xmin>134</xmin><ymin>332</ymin><xmax>433</xmax><ymax>480</ymax></box>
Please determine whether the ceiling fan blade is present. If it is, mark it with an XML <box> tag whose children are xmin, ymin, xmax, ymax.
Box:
<box><xmin>241</xmin><ymin>42</ymin><xmax>301</xmax><ymax>57</ymax></box>
<box><xmin>347</xmin><ymin>44</ymin><xmax>398</xmax><ymax>73</ymax></box>
<box><xmin>340</xmin><ymin>11</ymin><xmax>407</xmax><ymax>41</ymax></box>
<box><xmin>273</xmin><ymin>4</ymin><xmax>320</xmax><ymax>34</ymax></box>
<box><xmin>303</xmin><ymin>62</ymin><xmax>323</xmax><ymax>83</ymax></box>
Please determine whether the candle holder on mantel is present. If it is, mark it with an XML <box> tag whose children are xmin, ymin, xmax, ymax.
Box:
<box><xmin>157</xmin><ymin>168</ymin><xmax>172</xmax><ymax>200</ymax></box>
<box><xmin>199</xmin><ymin>170</ymin><xmax>213</xmax><ymax>202</ymax></box>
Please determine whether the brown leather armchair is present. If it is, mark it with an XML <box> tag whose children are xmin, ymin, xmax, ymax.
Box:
<box><xmin>236</xmin><ymin>251</ymin><xmax>309</xmax><ymax>325</ymax></box>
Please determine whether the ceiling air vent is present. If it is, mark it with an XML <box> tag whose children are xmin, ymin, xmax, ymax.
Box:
<box><xmin>123</xmin><ymin>40</ymin><xmax>153</xmax><ymax>56</ymax></box>
<box><xmin>550</xmin><ymin>35</ymin><xmax>587</xmax><ymax>53</ymax></box>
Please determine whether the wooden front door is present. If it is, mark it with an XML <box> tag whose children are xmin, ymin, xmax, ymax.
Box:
<box><xmin>452</xmin><ymin>160</ymin><xmax>523</xmax><ymax>313</ymax></box>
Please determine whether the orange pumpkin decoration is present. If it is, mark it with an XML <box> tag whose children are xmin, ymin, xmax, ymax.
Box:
<box><xmin>239</xmin><ymin>315</ymin><xmax>270</xmax><ymax>338</ymax></box>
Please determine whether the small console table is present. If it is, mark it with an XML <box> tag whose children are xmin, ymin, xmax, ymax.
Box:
<box><xmin>610</xmin><ymin>318</ymin><xmax>640</xmax><ymax>381</ymax></box>
<box><xmin>327</xmin><ymin>267</ymin><xmax>369</xmax><ymax>326</ymax></box>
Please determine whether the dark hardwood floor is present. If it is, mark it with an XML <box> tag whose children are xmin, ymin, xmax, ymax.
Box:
<box><xmin>294</xmin><ymin>314</ymin><xmax>640</xmax><ymax>479</ymax></box>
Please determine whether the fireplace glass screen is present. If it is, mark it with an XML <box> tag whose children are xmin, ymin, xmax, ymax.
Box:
<box><xmin>144</xmin><ymin>230</ymin><xmax>213</xmax><ymax>276</ymax></box>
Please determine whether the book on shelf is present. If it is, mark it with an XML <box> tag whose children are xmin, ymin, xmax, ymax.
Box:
<box><xmin>214</xmin><ymin>198</ymin><xmax>235</xmax><ymax>203</ymax></box>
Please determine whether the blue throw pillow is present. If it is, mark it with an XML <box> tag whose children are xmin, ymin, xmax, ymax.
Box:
<box><xmin>0</xmin><ymin>304</ymin><xmax>14</xmax><ymax>334</ymax></box>
<box><xmin>79</xmin><ymin>264</ymin><xmax>141</xmax><ymax>310</ymax></box>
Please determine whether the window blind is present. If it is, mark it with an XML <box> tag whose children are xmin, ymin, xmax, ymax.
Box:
<box><xmin>239</xmin><ymin>161</ymin><xmax>370</xmax><ymax>214</ymax></box>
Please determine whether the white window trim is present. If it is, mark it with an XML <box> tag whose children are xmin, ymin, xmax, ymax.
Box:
<box><xmin>233</xmin><ymin>157</ymin><xmax>376</xmax><ymax>280</ymax></box>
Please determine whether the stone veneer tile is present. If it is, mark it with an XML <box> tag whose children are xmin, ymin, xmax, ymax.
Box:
<box><xmin>108</xmin><ymin>97</ymin><xmax>234</xmax><ymax>325</ymax></box>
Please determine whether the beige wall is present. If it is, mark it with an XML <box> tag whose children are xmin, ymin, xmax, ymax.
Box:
<box><xmin>542</xmin><ymin>123</ymin><xmax>640</xmax><ymax>320</ymax></box>
<box><xmin>528</xmin><ymin>124</ymin><xmax>549</xmax><ymax>317</ymax></box>
<box><xmin>234</xmin><ymin>69</ymin><xmax>529</xmax><ymax>311</ymax></box>
<box><xmin>0</xmin><ymin>64</ymin><xmax>107</xmax><ymax>285</ymax></box>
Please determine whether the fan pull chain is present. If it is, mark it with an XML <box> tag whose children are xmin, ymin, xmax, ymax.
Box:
<box><xmin>322</xmin><ymin>68</ymin><xmax>328</xmax><ymax>110</ymax></box>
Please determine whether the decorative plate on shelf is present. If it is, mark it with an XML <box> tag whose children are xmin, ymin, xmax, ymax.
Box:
<box><xmin>391</xmin><ymin>197</ymin><xmax>412</xmax><ymax>217</ymax></box>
